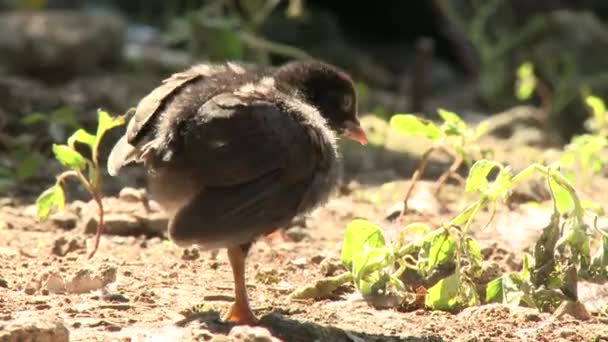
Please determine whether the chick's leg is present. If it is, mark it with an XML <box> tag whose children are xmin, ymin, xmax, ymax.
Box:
<box><xmin>225</xmin><ymin>242</ymin><xmax>257</xmax><ymax>324</ymax></box>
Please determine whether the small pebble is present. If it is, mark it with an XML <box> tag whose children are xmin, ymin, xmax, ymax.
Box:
<box><xmin>559</xmin><ymin>329</ymin><xmax>576</xmax><ymax>338</ymax></box>
<box><xmin>524</xmin><ymin>312</ymin><xmax>540</xmax><ymax>322</ymax></box>
<box><xmin>24</xmin><ymin>287</ymin><xmax>36</xmax><ymax>295</ymax></box>
<box><xmin>182</xmin><ymin>248</ymin><xmax>200</xmax><ymax>261</ymax></box>
<box><xmin>291</xmin><ymin>257</ymin><xmax>307</xmax><ymax>268</ymax></box>
<box><xmin>284</xmin><ymin>226</ymin><xmax>309</xmax><ymax>242</ymax></box>
<box><xmin>310</xmin><ymin>255</ymin><xmax>325</xmax><ymax>264</ymax></box>
<box><xmin>102</xmin><ymin>293</ymin><xmax>130</xmax><ymax>303</ymax></box>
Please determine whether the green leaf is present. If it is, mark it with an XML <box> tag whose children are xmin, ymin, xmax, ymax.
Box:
<box><xmin>352</xmin><ymin>246</ymin><xmax>391</xmax><ymax>282</ymax></box>
<box><xmin>421</xmin><ymin>232</ymin><xmax>456</xmax><ymax>272</ymax></box>
<box><xmin>586</xmin><ymin>95</ymin><xmax>606</xmax><ymax>125</ymax></box>
<box><xmin>425</xmin><ymin>274</ymin><xmax>478</xmax><ymax>310</ymax></box>
<box><xmin>425</xmin><ymin>273</ymin><xmax>459</xmax><ymax>309</ymax></box>
<box><xmin>341</xmin><ymin>219</ymin><xmax>387</xmax><ymax>271</ymax></box>
<box><xmin>95</xmin><ymin>110</ymin><xmax>125</xmax><ymax>149</ymax></box>
<box><xmin>485</xmin><ymin>273</ymin><xmax>524</xmax><ymax>305</ymax></box>
<box><xmin>465</xmin><ymin>237</ymin><xmax>482</xmax><ymax>270</ymax></box>
<box><xmin>465</xmin><ymin>159</ymin><xmax>498</xmax><ymax>193</ymax></box>
<box><xmin>438</xmin><ymin>108</ymin><xmax>466</xmax><ymax>136</ymax></box>
<box><xmin>68</xmin><ymin>129</ymin><xmax>96</xmax><ymax>149</ymax></box>
<box><xmin>559</xmin><ymin>151</ymin><xmax>576</xmax><ymax>168</ymax></box>
<box><xmin>515</xmin><ymin>62</ymin><xmax>537</xmax><ymax>101</ymax></box>
<box><xmin>521</xmin><ymin>253</ymin><xmax>532</xmax><ymax>280</ymax></box>
<box><xmin>52</xmin><ymin>144</ymin><xmax>87</xmax><ymax>170</ymax></box>
<box><xmin>389</xmin><ymin>114</ymin><xmax>443</xmax><ymax>141</ymax></box>
<box><xmin>589</xmin><ymin>236</ymin><xmax>608</xmax><ymax>279</ymax></box>
<box><xmin>35</xmin><ymin>185</ymin><xmax>65</xmax><ymax>220</ymax></box>
<box><xmin>488</xmin><ymin>166</ymin><xmax>513</xmax><ymax>198</ymax></box>
<box><xmin>581</xmin><ymin>200</ymin><xmax>605</xmax><ymax>216</ymax></box>
<box><xmin>473</xmin><ymin>120</ymin><xmax>490</xmax><ymax>140</ymax></box>
<box><xmin>549</xmin><ymin>177</ymin><xmax>573</xmax><ymax>214</ymax></box>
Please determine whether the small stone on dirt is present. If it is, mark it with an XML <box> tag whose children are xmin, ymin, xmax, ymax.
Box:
<box><xmin>52</xmin><ymin>236</ymin><xmax>85</xmax><ymax>256</ymax></box>
<box><xmin>290</xmin><ymin>257</ymin><xmax>307</xmax><ymax>268</ymax></box>
<box><xmin>101</xmin><ymin>292</ymin><xmax>130</xmax><ymax>303</ymax></box>
<box><xmin>182</xmin><ymin>247</ymin><xmax>200</xmax><ymax>261</ymax></box>
<box><xmin>0</xmin><ymin>318</ymin><xmax>69</xmax><ymax>342</ymax></box>
<box><xmin>255</xmin><ymin>269</ymin><xmax>281</xmax><ymax>285</ymax></box>
<box><xmin>310</xmin><ymin>254</ymin><xmax>325</xmax><ymax>264</ymax></box>
<box><xmin>40</xmin><ymin>271</ymin><xmax>67</xmax><ymax>294</ymax></box>
<box><xmin>65</xmin><ymin>265</ymin><xmax>117</xmax><ymax>294</ymax></box>
<box><xmin>0</xmin><ymin>277</ymin><xmax>8</xmax><ymax>288</ymax></box>
<box><xmin>49</xmin><ymin>211</ymin><xmax>78</xmax><ymax>230</ymax></box>
<box><xmin>319</xmin><ymin>257</ymin><xmax>344</xmax><ymax>277</ymax></box>
<box><xmin>84</xmin><ymin>213</ymin><xmax>139</xmax><ymax>235</ymax></box>
<box><xmin>118</xmin><ymin>187</ymin><xmax>147</xmax><ymax>202</ymax></box>
<box><xmin>221</xmin><ymin>325</ymin><xmax>281</xmax><ymax>342</ymax></box>
<box><xmin>283</xmin><ymin>226</ymin><xmax>309</xmax><ymax>242</ymax></box>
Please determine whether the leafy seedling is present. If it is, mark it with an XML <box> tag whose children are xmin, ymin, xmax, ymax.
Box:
<box><xmin>584</xmin><ymin>94</ymin><xmax>608</xmax><ymax>136</ymax></box>
<box><xmin>293</xmin><ymin>157</ymin><xmax>607</xmax><ymax>315</ymax></box>
<box><xmin>389</xmin><ymin>109</ymin><xmax>491</xmax><ymax>217</ymax></box>
<box><xmin>35</xmin><ymin>109</ymin><xmax>125</xmax><ymax>259</ymax></box>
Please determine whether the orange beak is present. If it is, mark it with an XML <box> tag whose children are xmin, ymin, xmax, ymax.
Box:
<box><xmin>343</xmin><ymin>120</ymin><xmax>368</xmax><ymax>145</ymax></box>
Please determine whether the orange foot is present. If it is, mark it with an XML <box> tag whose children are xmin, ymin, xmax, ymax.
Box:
<box><xmin>265</xmin><ymin>230</ymin><xmax>292</xmax><ymax>244</ymax></box>
<box><xmin>225</xmin><ymin>302</ymin><xmax>257</xmax><ymax>325</ymax></box>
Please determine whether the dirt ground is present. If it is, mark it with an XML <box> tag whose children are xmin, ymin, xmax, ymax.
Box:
<box><xmin>1</xmin><ymin>176</ymin><xmax>608</xmax><ymax>341</ymax></box>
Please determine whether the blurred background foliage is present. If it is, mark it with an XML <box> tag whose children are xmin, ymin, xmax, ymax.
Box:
<box><xmin>1</xmin><ymin>0</ymin><xmax>608</xmax><ymax>193</ymax></box>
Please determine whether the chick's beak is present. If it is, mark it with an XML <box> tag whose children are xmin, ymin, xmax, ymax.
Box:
<box><xmin>343</xmin><ymin>120</ymin><xmax>368</xmax><ymax>145</ymax></box>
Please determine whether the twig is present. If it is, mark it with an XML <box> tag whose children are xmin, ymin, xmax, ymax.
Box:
<box><xmin>400</xmin><ymin>146</ymin><xmax>438</xmax><ymax>219</ymax></box>
<box><xmin>434</xmin><ymin>154</ymin><xmax>464</xmax><ymax>197</ymax></box>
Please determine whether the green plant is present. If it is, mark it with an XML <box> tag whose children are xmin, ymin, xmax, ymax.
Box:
<box><xmin>291</xmin><ymin>158</ymin><xmax>607</xmax><ymax>314</ymax></box>
<box><xmin>35</xmin><ymin>109</ymin><xmax>124</xmax><ymax>259</ymax></box>
<box><xmin>585</xmin><ymin>95</ymin><xmax>608</xmax><ymax>136</ymax></box>
<box><xmin>389</xmin><ymin>109</ymin><xmax>490</xmax><ymax>216</ymax></box>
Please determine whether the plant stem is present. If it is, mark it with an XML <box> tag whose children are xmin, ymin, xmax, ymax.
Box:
<box><xmin>56</xmin><ymin>170</ymin><xmax>79</xmax><ymax>185</ymax></box>
<box><xmin>88</xmin><ymin>191</ymin><xmax>104</xmax><ymax>259</ymax></box>
<box><xmin>401</xmin><ymin>146</ymin><xmax>438</xmax><ymax>219</ymax></box>
<box><xmin>434</xmin><ymin>154</ymin><xmax>464</xmax><ymax>197</ymax></box>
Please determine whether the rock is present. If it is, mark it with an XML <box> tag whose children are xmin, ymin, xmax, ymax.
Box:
<box><xmin>118</xmin><ymin>187</ymin><xmax>147</xmax><ymax>203</ymax></box>
<box><xmin>49</xmin><ymin>211</ymin><xmax>78</xmax><ymax>230</ymax></box>
<box><xmin>65</xmin><ymin>265</ymin><xmax>117</xmax><ymax>294</ymax></box>
<box><xmin>51</xmin><ymin>236</ymin><xmax>85</xmax><ymax>256</ymax></box>
<box><xmin>181</xmin><ymin>248</ymin><xmax>200</xmax><ymax>261</ymax></box>
<box><xmin>83</xmin><ymin>213</ymin><xmax>138</xmax><ymax>236</ymax></box>
<box><xmin>0</xmin><ymin>318</ymin><xmax>69</xmax><ymax>342</ymax></box>
<box><xmin>137</xmin><ymin>212</ymin><xmax>169</xmax><ymax>235</ymax></box>
<box><xmin>217</xmin><ymin>326</ymin><xmax>281</xmax><ymax>342</ymax></box>
<box><xmin>283</xmin><ymin>226</ymin><xmax>309</xmax><ymax>242</ymax></box>
<box><xmin>290</xmin><ymin>257</ymin><xmax>308</xmax><ymax>268</ymax></box>
<box><xmin>40</xmin><ymin>271</ymin><xmax>67</xmax><ymax>294</ymax></box>
<box><xmin>319</xmin><ymin>257</ymin><xmax>344</xmax><ymax>277</ymax></box>
<box><xmin>0</xmin><ymin>10</ymin><xmax>126</xmax><ymax>80</ymax></box>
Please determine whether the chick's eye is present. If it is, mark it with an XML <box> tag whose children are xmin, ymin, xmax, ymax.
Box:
<box><xmin>341</xmin><ymin>96</ymin><xmax>353</xmax><ymax>111</ymax></box>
